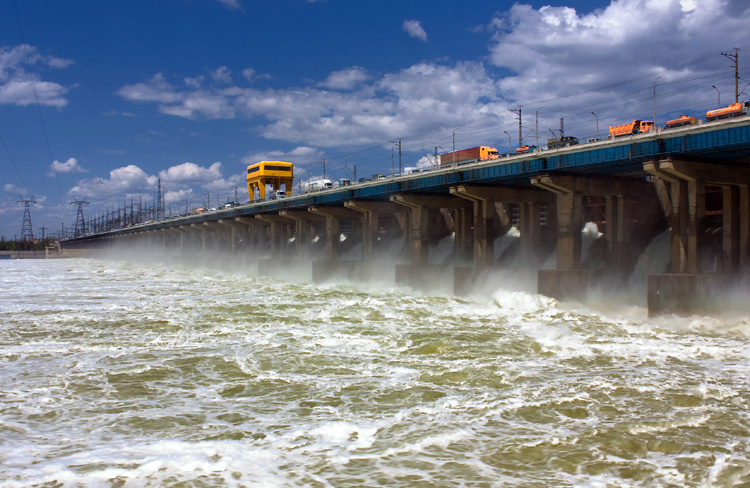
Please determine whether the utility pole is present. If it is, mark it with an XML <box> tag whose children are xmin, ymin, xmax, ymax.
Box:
<box><xmin>721</xmin><ymin>47</ymin><xmax>739</xmax><ymax>103</ymax></box>
<box><xmin>451</xmin><ymin>129</ymin><xmax>459</xmax><ymax>164</ymax></box>
<box><xmin>653</xmin><ymin>75</ymin><xmax>662</xmax><ymax>125</ymax></box>
<box><xmin>316</xmin><ymin>159</ymin><xmax>326</xmax><ymax>179</ymax></box>
<box><xmin>389</xmin><ymin>139</ymin><xmax>402</xmax><ymax>174</ymax></box>
<box><xmin>591</xmin><ymin>112</ymin><xmax>599</xmax><ymax>140</ymax></box>
<box><xmin>17</xmin><ymin>195</ymin><xmax>36</xmax><ymax>241</ymax></box>
<box><xmin>398</xmin><ymin>139</ymin><xmax>402</xmax><ymax>175</ymax></box>
<box><xmin>434</xmin><ymin>147</ymin><xmax>439</xmax><ymax>168</ymax></box>
<box><xmin>535</xmin><ymin>106</ymin><xmax>543</xmax><ymax>148</ymax></box>
<box><xmin>508</xmin><ymin>106</ymin><xmax>522</xmax><ymax>148</ymax></box>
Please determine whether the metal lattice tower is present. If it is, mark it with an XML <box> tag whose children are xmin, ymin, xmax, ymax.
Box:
<box><xmin>17</xmin><ymin>195</ymin><xmax>37</xmax><ymax>241</ymax></box>
<box><xmin>71</xmin><ymin>197</ymin><xmax>89</xmax><ymax>237</ymax></box>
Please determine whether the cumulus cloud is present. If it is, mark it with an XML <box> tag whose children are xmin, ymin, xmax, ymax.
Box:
<box><xmin>48</xmin><ymin>157</ymin><xmax>87</xmax><ymax>176</ymax></box>
<box><xmin>243</xmin><ymin>146</ymin><xmax>325</xmax><ymax>166</ymax></box>
<box><xmin>117</xmin><ymin>61</ymin><xmax>507</xmax><ymax>148</ymax></box>
<box><xmin>164</xmin><ymin>188</ymin><xmax>193</xmax><ymax>205</ymax></box>
<box><xmin>319</xmin><ymin>67</ymin><xmax>370</xmax><ymax>90</ymax></box>
<box><xmin>115</xmin><ymin>0</ymin><xmax>750</xmax><ymax>152</ymax></box>
<box><xmin>158</xmin><ymin>161</ymin><xmax>224</xmax><ymax>185</ymax></box>
<box><xmin>211</xmin><ymin>66</ymin><xmax>232</xmax><ymax>84</ymax></box>
<box><xmin>488</xmin><ymin>0</ymin><xmax>750</xmax><ymax>108</ymax></box>
<box><xmin>3</xmin><ymin>183</ymin><xmax>26</xmax><ymax>194</ymax></box>
<box><xmin>0</xmin><ymin>45</ymin><xmax>72</xmax><ymax>107</ymax></box>
<box><xmin>216</xmin><ymin>0</ymin><xmax>242</xmax><ymax>10</ymax></box>
<box><xmin>403</xmin><ymin>20</ymin><xmax>428</xmax><ymax>42</ymax></box>
<box><xmin>68</xmin><ymin>165</ymin><xmax>158</xmax><ymax>198</ymax></box>
<box><xmin>67</xmin><ymin>160</ymin><xmax>243</xmax><ymax>204</ymax></box>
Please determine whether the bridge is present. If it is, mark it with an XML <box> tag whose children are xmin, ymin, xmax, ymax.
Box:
<box><xmin>62</xmin><ymin>116</ymin><xmax>750</xmax><ymax>315</ymax></box>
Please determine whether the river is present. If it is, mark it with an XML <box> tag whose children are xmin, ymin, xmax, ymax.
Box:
<box><xmin>1</xmin><ymin>257</ymin><xmax>749</xmax><ymax>487</ymax></box>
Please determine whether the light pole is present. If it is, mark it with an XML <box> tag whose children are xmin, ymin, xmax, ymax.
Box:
<box><xmin>653</xmin><ymin>75</ymin><xmax>662</xmax><ymax>125</ymax></box>
<box><xmin>590</xmin><ymin>112</ymin><xmax>599</xmax><ymax>141</ymax></box>
<box><xmin>452</xmin><ymin>127</ymin><xmax>460</xmax><ymax>164</ymax></box>
<box><xmin>712</xmin><ymin>85</ymin><xmax>721</xmax><ymax>108</ymax></box>
<box><xmin>316</xmin><ymin>159</ymin><xmax>326</xmax><ymax>179</ymax></box>
<box><xmin>503</xmin><ymin>130</ymin><xmax>511</xmax><ymax>152</ymax></box>
<box><xmin>535</xmin><ymin>106</ymin><xmax>544</xmax><ymax>148</ymax></box>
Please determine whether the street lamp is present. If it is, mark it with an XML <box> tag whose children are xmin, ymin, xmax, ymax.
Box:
<box><xmin>503</xmin><ymin>130</ymin><xmax>511</xmax><ymax>152</ymax></box>
<box><xmin>712</xmin><ymin>85</ymin><xmax>721</xmax><ymax>108</ymax></box>
<box><xmin>535</xmin><ymin>106</ymin><xmax>544</xmax><ymax>148</ymax></box>
<box><xmin>452</xmin><ymin>127</ymin><xmax>460</xmax><ymax>164</ymax></box>
<box><xmin>653</xmin><ymin>75</ymin><xmax>662</xmax><ymax>125</ymax></box>
<box><xmin>590</xmin><ymin>112</ymin><xmax>599</xmax><ymax>141</ymax></box>
<box><xmin>316</xmin><ymin>159</ymin><xmax>326</xmax><ymax>179</ymax></box>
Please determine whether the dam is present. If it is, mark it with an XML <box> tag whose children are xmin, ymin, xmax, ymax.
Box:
<box><xmin>61</xmin><ymin>115</ymin><xmax>750</xmax><ymax>316</ymax></box>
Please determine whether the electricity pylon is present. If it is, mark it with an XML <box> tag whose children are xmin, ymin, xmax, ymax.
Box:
<box><xmin>71</xmin><ymin>196</ymin><xmax>89</xmax><ymax>237</ymax></box>
<box><xmin>17</xmin><ymin>195</ymin><xmax>36</xmax><ymax>241</ymax></box>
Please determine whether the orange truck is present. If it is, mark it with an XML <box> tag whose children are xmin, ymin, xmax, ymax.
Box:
<box><xmin>706</xmin><ymin>101</ymin><xmax>750</xmax><ymax>121</ymax></box>
<box><xmin>440</xmin><ymin>146</ymin><xmax>499</xmax><ymax>166</ymax></box>
<box><xmin>609</xmin><ymin>120</ymin><xmax>656</xmax><ymax>138</ymax></box>
<box><xmin>665</xmin><ymin>115</ymin><xmax>697</xmax><ymax>128</ymax></box>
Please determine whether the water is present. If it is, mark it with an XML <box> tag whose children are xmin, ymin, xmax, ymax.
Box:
<box><xmin>2</xmin><ymin>258</ymin><xmax>750</xmax><ymax>487</ymax></box>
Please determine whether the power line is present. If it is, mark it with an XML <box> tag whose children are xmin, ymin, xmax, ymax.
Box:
<box><xmin>12</xmin><ymin>0</ymin><xmax>63</xmax><ymax>197</ymax></box>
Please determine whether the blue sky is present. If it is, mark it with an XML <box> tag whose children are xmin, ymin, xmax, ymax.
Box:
<box><xmin>1</xmin><ymin>0</ymin><xmax>748</xmax><ymax>239</ymax></box>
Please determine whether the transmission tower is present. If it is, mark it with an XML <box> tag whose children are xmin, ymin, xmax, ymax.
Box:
<box><xmin>17</xmin><ymin>195</ymin><xmax>37</xmax><ymax>241</ymax></box>
<box><xmin>71</xmin><ymin>196</ymin><xmax>89</xmax><ymax>237</ymax></box>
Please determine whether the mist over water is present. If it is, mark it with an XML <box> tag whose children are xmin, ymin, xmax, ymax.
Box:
<box><xmin>2</xmin><ymin>257</ymin><xmax>750</xmax><ymax>487</ymax></box>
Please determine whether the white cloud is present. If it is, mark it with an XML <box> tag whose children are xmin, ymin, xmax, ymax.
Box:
<box><xmin>215</xmin><ymin>0</ymin><xmax>242</xmax><ymax>10</ymax></box>
<box><xmin>488</xmin><ymin>0</ymin><xmax>750</xmax><ymax>104</ymax></box>
<box><xmin>68</xmin><ymin>165</ymin><xmax>158</xmax><ymax>198</ymax></box>
<box><xmin>164</xmin><ymin>188</ymin><xmax>193</xmax><ymax>205</ymax></box>
<box><xmin>403</xmin><ymin>20</ymin><xmax>428</xmax><ymax>42</ymax></box>
<box><xmin>3</xmin><ymin>183</ymin><xmax>26</xmax><ymax>194</ymax></box>
<box><xmin>49</xmin><ymin>157</ymin><xmax>87</xmax><ymax>176</ymax></box>
<box><xmin>158</xmin><ymin>161</ymin><xmax>224</xmax><ymax>185</ymax></box>
<box><xmin>115</xmin><ymin>0</ymin><xmax>750</xmax><ymax>153</ymax></box>
<box><xmin>211</xmin><ymin>66</ymin><xmax>232</xmax><ymax>84</ymax></box>
<box><xmin>117</xmin><ymin>61</ymin><xmax>506</xmax><ymax>148</ymax></box>
<box><xmin>0</xmin><ymin>45</ymin><xmax>71</xmax><ymax>107</ymax></box>
<box><xmin>243</xmin><ymin>146</ymin><xmax>325</xmax><ymax>166</ymax></box>
<box><xmin>319</xmin><ymin>67</ymin><xmax>370</xmax><ymax>90</ymax></box>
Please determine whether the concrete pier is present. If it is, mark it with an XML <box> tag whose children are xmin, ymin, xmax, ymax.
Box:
<box><xmin>60</xmin><ymin>118</ymin><xmax>750</xmax><ymax>315</ymax></box>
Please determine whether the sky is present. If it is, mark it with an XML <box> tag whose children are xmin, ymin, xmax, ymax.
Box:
<box><xmin>1</xmin><ymin>0</ymin><xmax>749</xmax><ymax>240</ymax></box>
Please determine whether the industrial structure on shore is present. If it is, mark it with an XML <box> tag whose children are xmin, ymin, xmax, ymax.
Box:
<box><xmin>62</xmin><ymin>102</ymin><xmax>750</xmax><ymax>316</ymax></box>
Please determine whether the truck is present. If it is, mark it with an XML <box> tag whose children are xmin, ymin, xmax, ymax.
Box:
<box><xmin>665</xmin><ymin>115</ymin><xmax>697</xmax><ymax>128</ymax></box>
<box><xmin>609</xmin><ymin>120</ymin><xmax>656</xmax><ymax>138</ymax></box>
<box><xmin>303</xmin><ymin>179</ymin><xmax>333</xmax><ymax>193</ymax></box>
<box><xmin>440</xmin><ymin>146</ymin><xmax>499</xmax><ymax>166</ymax></box>
<box><xmin>706</xmin><ymin>101</ymin><xmax>750</xmax><ymax>121</ymax></box>
<box><xmin>546</xmin><ymin>136</ymin><xmax>579</xmax><ymax>149</ymax></box>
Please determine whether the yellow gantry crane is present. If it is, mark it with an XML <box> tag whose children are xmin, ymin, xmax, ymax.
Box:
<box><xmin>246</xmin><ymin>161</ymin><xmax>294</xmax><ymax>202</ymax></box>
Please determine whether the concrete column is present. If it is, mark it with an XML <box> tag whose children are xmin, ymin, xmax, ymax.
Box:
<box><xmin>518</xmin><ymin>202</ymin><xmax>544</xmax><ymax>262</ymax></box>
<box><xmin>390</xmin><ymin>194</ymin><xmax>470</xmax><ymax>265</ymax></box>
<box><xmin>280</xmin><ymin>209</ymin><xmax>325</xmax><ymax>257</ymax></box>
<box><xmin>308</xmin><ymin>207</ymin><xmax>362</xmax><ymax>261</ymax></box>
<box><xmin>344</xmin><ymin>201</ymin><xmax>405</xmax><ymax>261</ymax></box>
<box><xmin>741</xmin><ymin>186</ymin><xmax>750</xmax><ymax>270</ymax></box>
<box><xmin>555</xmin><ymin>191</ymin><xmax>584</xmax><ymax>269</ymax></box>
<box><xmin>255</xmin><ymin>214</ymin><xmax>293</xmax><ymax>259</ymax></box>
<box><xmin>451</xmin><ymin>185</ymin><xmax>549</xmax><ymax>266</ymax></box>
<box><xmin>722</xmin><ymin>186</ymin><xmax>740</xmax><ymax>273</ymax></box>
<box><xmin>687</xmin><ymin>179</ymin><xmax>705</xmax><ymax>274</ymax></box>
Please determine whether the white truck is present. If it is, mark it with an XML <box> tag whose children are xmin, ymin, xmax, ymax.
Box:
<box><xmin>303</xmin><ymin>179</ymin><xmax>333</xmax><ymax>193</ymax></box>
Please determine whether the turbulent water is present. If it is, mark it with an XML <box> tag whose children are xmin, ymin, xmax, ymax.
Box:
<box><xmin>2</xmin><ymin>257</ymin><xmax>750</xmax><ymax>487</ymax></box>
